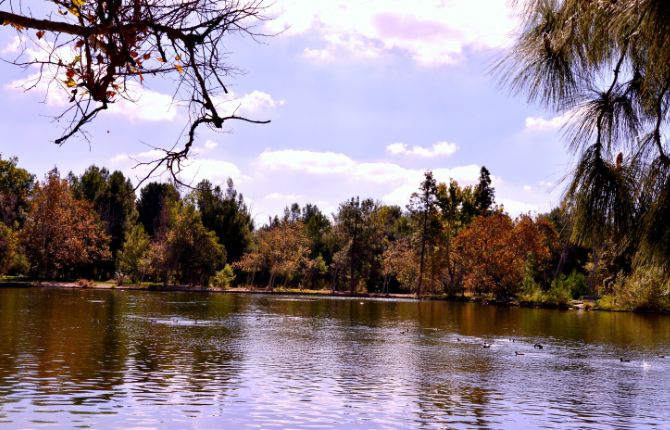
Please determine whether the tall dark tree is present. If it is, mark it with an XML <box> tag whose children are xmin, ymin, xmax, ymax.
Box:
<box><xmin>194</xmin><ymin>179</ymin><xmax>253</xmax><ymax>263</ymax></box>
<box><xmin>473</xmin><ymin>166</ymin><xmax>495</xmax><ymax>217</ymax></box>
<box><xmin>300</xmin><ymin>203</ymin><xmax>334</xmax><ymax>262</ymax></box>
<box><xmin>71</xmin><ymin>166</ymin><xmax>137</xmax><ymax>268</ymax></box>
<box><xmin>137</xmin><ymin>182</ymin><xmax>180</xmax><ymax>239</ymax></box>
<box><xmin>334</xmin><ymin>197</ymin><xmax>383</xmax><ymax>294</ymax></box>
<box><xmin>408</xmin><ymin>171</ymin><xmax>440</xmax><ymax>296</ymax></box>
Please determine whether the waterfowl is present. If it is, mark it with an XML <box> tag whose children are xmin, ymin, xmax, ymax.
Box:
<box><xmin>483</xmin><ymin>343</ymin><xmax>492</xmax><ymax>349</ymax></box>
<box><xmin>515</xmin><ymin>351</ymin><xmax>525</xmax><ymax>356</ymax></box>
<box><xmin>620</xmin><ymin>358</ymin><xmax>630</xmax><ymax>363</ymax></box>
<box><xmin>534</xmin><ymin>344</ymin><xmax>543</xmax><ymax>349</ymax></box>
<box><xmin>456</xmin><ymin>338</ymin><xmax>461</xmax><ymax>342</ymax></box>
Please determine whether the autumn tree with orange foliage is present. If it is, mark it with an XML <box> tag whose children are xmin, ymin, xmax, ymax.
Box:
<box><xmin>453</xmin><ymin>213</ymin><xmax>554</xmax><ymax>300</ymax></box>
<box><xmin>21</xmin><ymin>169</ymin><xmax>111</xmax><ymax>278</ymax></box>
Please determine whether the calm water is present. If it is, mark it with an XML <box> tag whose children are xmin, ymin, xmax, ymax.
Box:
<box><xmin>1</xmin><ymin>288</ymin><xmax>669</xmax><ymax>429</ymax></box>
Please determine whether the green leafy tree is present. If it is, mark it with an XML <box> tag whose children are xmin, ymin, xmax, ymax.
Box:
<box><xmin>0</xmin><ymin>223</ymin><xmax>28</xmax><ymax>275</ymax></box>
<box><xmin>163</xmin><ymin>201</ymin><xmax>226</xmax><ymax>286</ymax></box>
<box><xmin>210</xmin><ymin>264</ymin><xmax>236</xmax><ymax>289</ymax></box>
<box><xmin>194</xmin><ymin>179</ymin><xmax>253</xmax><ymax>263</ymax></box>
<box><xmin>0</xmin><ymin>155</ymin><xmax>35</xmax><ymax>227</ymax></box>
<box><xmin>116</xmin><ymin>224</ymin><xmax>151</xmax><ymax>284</ymax></box>
<box><xmin>301</xmin><ymin>203</ymin><xmax>334</xmax><ymax>262</ymax></box>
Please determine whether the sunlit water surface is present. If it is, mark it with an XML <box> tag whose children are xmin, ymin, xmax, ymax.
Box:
<box><xmin>1</xmin><ymin>288</ymin><xmax>669</xmax><ymax>429</ymax></box>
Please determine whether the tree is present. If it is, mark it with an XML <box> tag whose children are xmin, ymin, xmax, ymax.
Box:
<box><xmin>21</xmin><ymin>169</ymin><xmax>111</xmax><ymax>278</ymax></box>
<box><xmin>194</xmin><ymin>179</ymin><xmax>253</xmax><ymax>263</ymax></box>
<box><xmin>238</xmin><ymin>220</ymin><xmax>311</xmax><ymax>290</ymax></box>
<box><xmin>333</xmin><ymin>197</ymin><xmax>384</xmax><ymax>294</ymax></box>
<box><xmin>381</xmin><ymin>238</ymin><xmax>415</xmax><ymax>294</ymax></box>
<box><xmin>0</xmin><ymin>223</ymin><xmax>29</xmax><ymax>275</ymax></box>
<box><xmin>473</xmin><ymin>166</ymin><xmax>495</xmax><ymax>216</ymax></box>
<box><xmin>0</xmin><ymin>0</ymin><xmax>270</xmax><ymax>179</ymax></box>
<box><xmin>453</xmin><ymin>213</ymin><xmax>553</xmax><ymax>300</ymax></box>
<box><xmin>116</xmin><ymin>223</ymin><xmax>151</xmax><ymax>284</ymax></box>
<box><xmin>137</xmin><ymin>182</ymin><xmax>179</xmax><ymax>238</ymax></box>
<box><xmin>210</xmin><ymin>264</ymin><xmax>236</xmax><ymax>288</ymax></box>
<box><xmin>161</xmin><ymin>201</ymin><xmax>226</xmax><ymax>286</ymax></box>
<box><xmin>499</xmin><ymin>0</ymin><xmax>670</xmax><ymax>269</ymax></box>
<box><xmin>407</xmin><ymin>171</ymin><xmax>440</xmax><ymax>296</ymax></box>
<box><xmin>301</xmin><ymin>203</ymin><xmax>334</xmax><ymax>262</ymax></box>
<box><xmin>71</xmin><ymin>166</ymin><xmax>137</xmax><ymax>271</ymax></box>
<box><xmin>0</xmin><ymin>155</ymin><xmax>35</xmax><ymax>227</ymax></box>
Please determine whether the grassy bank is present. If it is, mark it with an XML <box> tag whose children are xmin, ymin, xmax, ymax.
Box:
<box><xmin>3</xmin><ymin>277</ymin><xmax>669</xmax><ymax>313</ymax></box>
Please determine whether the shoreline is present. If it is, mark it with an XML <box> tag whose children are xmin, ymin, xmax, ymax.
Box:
<box><xmin>4</xmin><ymin>280</ymin><xmax>667</xmax><ymax>314</ymax></box>
<box><xmin>0</xmin><ymin>279</ymin><xmax>611</xmax><ymax>312</ymax></box>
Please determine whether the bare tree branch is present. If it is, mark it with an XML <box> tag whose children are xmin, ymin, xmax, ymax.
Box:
<box><xmin>0</xmin><ymin>0</ymin><xmax>272</xmax><ymax>184</ymax></box>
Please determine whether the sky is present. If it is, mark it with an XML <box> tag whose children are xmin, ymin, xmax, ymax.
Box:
<box><xmin>0</xmin><ymin>0</ymin><xmax>575</xmax><ymax>223</ymax></box>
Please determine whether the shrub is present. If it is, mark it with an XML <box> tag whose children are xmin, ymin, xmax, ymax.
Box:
<box><xmin>210</xmin><ymin>264</ymin><xmax>236</xmax><ymax>289</ymax></box>
<box><xmin>612</xmin><ymin>266</ymin><xmax>670</xmax><ymax>311</ymax></box>
<box><xmin>553</xmin><ymin>271</ymin><xmax>588</xmax><ymax>299</ymax></box>
<box><xmin>77</xmin><ymin>278</ymin><xmax>93</xmax><ymax>288</ymax></box>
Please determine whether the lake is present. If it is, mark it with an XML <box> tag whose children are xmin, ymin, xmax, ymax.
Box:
<box><xmin>0</xmin><ymin>287</ymin><xmax>669</xmax><ymax>429</ymax></box>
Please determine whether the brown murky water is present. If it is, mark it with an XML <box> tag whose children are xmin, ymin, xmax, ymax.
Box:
<box><xmin>1</xmin><ymin>287</ymin><xmax>669</xmax><ymax>429</ymax></box>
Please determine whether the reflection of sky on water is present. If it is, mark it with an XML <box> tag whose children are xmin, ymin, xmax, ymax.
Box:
<box><xmin>0</xmin><ymin>288</ymin><xmax>669</xmax><ymax>429</ymax></box>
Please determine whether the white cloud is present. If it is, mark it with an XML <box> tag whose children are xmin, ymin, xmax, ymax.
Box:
<box><xmin>386</xmin><ymin>141</ymin><xmax>458</xmax><ymax>157</ymax></box>
<box><xmin>110</xmin><ymin>153</ymin><xmax>129</xmax><ymax>163</ymax></box>
<box><xmin>107</xmin><ymin>83</ymin><xmax>179</xmax><ymax>122</ymax></box>
<box><xmin>256</xmin><ymin>148</ymin><xmax>482</xmax><ymax>209</ymax></box>
<box><xmin>179</xmin><ymin>158</ymin><xmax>242</xmax><ymax>185</ymax></box>
<box><xmin>3</xmin><ymin>35</ymin><xmax>178</xmax><ymax>122</ymax></box>
<box><xmin>111</xmin><ymin>145</ymin><xmax>242</xmax><ymax>187</ymax></box>
<box><xmin>214</xmin><ymin>90</ymin><xmax>284</xmax><ymax>118</ymax></box>
<box><xmin>2</xmin><ymin>38</ymin><xmax>284</xmax><ymax>124</ymax></box>
<box><xmin>525</xmin><ymin>111</ymin><xmax>572</xmax><ymax>132</ymax></box>
<box><xmin>257</xmin><ymin>149</ymin><xmax>356</xmax><ymax>174</ymax></box>
<box><xmin>432</xmin><ymin>165</ymin><xmax>481</xmax><ymax>184</ymax></box>
<box><xmin>191</xmin><ymin>140</ymin><xmax>220</xmax><ymax>156</ymax></box>
<box><xmin>8</xmin><ymin>73</ymin><xmax>178</xmax><ymax>122</ymax></box>
<box><xmin>498</xmin><ymin>198</ymin><xmax>539</xmax><ymax>216</ymax></box>
<box><xmin>2</xmin><ymin>36</ymin><xmax>22</xmax><ymax>54</ymax></box>
<box><xmin>269</xmin><ymin>0</ymin><xmax>518</xmax><ymax>65</ymax></box>
<box><xmin>523</xmin><ymin>185</ymin><xmax>532</xmax><ymax>192</ymax></box>
<box><xmin>134</xmin><ymin>149</ymin><xmax>166</xmax><ymax>160</ymax></box>
<box><xmin>266</xmin><ymin>192</ymin><xmax>304</xmax><ymax>200</ymax></box>
<box><xmin>386</xmin><ymin>142</ymin><xmax>407</xmax><ymax>155</ymax></box>
<box><xmin>539</xmin><ymin>180</ymin><xmax>555</xmax><ymax>191</ymax></box>
<box><xmin>303</xmin><ymin>48</ymin><xmax>336</xmax><ymax>62</ymax></box>
<box><xmin>122</xmin><ymin>156</ymin><xmax>243</xmax><ymax>187</ymax></box>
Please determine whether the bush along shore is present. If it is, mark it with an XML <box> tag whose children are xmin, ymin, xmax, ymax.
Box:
<box><xmin>1</xmin><ymin>156</ymin><xmax>669</xmax><ymax>313</ymax></box>
<box><xmin>0</xmin><ymin>278</ymin><xmax>653</xmax><ymax>314</ymax></box>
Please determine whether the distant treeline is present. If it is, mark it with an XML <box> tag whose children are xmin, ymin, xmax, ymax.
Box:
<box><xmin>0</xmin><ymin>155</ymin><xmax>666</xmax><ymax>309</ymax></box>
